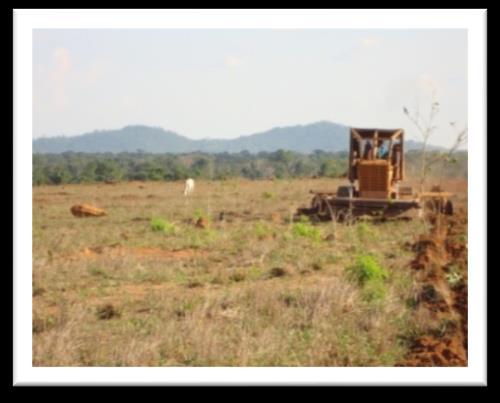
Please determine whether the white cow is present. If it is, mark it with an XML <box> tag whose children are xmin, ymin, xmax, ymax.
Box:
<box><xmin>184</xmin><ymin>178</ymin><xmax>195</xmax><ymax>196</ymax></box>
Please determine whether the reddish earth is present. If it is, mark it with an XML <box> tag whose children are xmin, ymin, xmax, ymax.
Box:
<box><xmin>195</xmin><ymin>217</ymin><xmax>209</xmax><ymax>229</ymax></box>
<box><xmin>400</xmin><ymin>209</ymin><xmax>468</xmax><ymax>366</ymax></box>
<box><xmin>64</xmin><ymin>245</ymin><xmax>205</xmax><ymax>260</ymax></box>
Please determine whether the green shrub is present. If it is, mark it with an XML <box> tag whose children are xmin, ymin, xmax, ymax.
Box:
<box><xmin>262</xmin><ymin>191</ymin><xmax>274</xmax><ymax>199</ymax></box>
<box><xmin>248</xmin><ymin>266</ymin><xmax>263</xmax><ymax>280</ymax></box>
<box><xmin>291</xmin><ymin>221</ymin><xmax>322</xmax><ymax>242</ymax></box>
<box><xmin>193</xmin><ymin>208</ymin><xmax>204</xmax><ymax>220</ymax></box>
<box><xmin>254</xmin><ymin>221</ymin><xmax>273</xmax><ymax>239</ymax></box>
<box><xmin>346</xmin><ymin>254</ymin><xmax>388</xmax><ymax>285</ymax></box>
<box><xmin>193</xmin><ymin>208</ymin><xmax>211</xmax><ymax>223</ymax></box>
<box><xmin>346</xmin><ymin>254</ymin><xmax>389</xmax><ymax>302</ymax></box>
<box><xmin>150</xmin><ymin>218</ymin><xmax>175</xmax><ymax>234</ymax></box>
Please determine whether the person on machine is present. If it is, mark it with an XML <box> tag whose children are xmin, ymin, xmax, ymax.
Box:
<box><xmin>376</xmin><ymin>139</ymin><xmax>389</xmax><ymax>159</ymax></box>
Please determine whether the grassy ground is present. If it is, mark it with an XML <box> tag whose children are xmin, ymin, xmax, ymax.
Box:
<box><xmin>32</xmin><ymin>177</ymin><xmax>467</xmax><ymax>366</ymax></box>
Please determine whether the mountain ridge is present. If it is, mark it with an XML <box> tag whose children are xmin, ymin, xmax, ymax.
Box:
<box><xmin>33</xmin><ymin>122</ymin><xmax>442</xmax><ymax>154</ymax></box>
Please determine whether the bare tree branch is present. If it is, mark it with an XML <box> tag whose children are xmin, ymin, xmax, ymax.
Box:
<box><xmin>403</xmin><ymin>93</ymin><xmax>466</xmax><ymax>191</ymax></box>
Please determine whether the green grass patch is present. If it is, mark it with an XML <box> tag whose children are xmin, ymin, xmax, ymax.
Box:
<box><xmin>346</xmin><ymin>254</ymin><xmax>388</xmax><ymax>285</ymax></box>
<box><xmin>193</xmin><ymin>208</ymin><xmax>210</xmax><ymax>222</ymax></box>
<box><xmin>253</xmin><ymin>221</ymin><xmax>273</xmax><ymax>239</ymax></box>
<box><xmin>291</xmin><ymin>221</ymin><xmax>322</xmax><ymax>242</ymax></box>
<box><xmin>150</xmin><ymin>217</ymin><xmax>175</xmax><ymax>234</ymax></box>
<box><xmin>346</xmin><ymin>254</ymin><xmax>389</xmax><ymax>302</ymax></box>
<box><xmin>88</xmin><ymin>265</ymin><xmax>113</xmax><ymax>279</ymax></box>
<box><xmin>248</xmin><ymin>266</ymin><xmax>263</xmax><ymax>281</ymax></box>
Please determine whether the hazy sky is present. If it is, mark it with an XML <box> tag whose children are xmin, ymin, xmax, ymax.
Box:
<box><xmin>33</xmin><ymin>29</ymin><xmax>467</xmax><ymax>147</ymax></box>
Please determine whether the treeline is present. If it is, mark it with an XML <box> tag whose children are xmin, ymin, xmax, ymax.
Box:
<box><xmin>32</xmin><ymin>149</ymin><xmax>467</xmax><ymax>186</ymax></box>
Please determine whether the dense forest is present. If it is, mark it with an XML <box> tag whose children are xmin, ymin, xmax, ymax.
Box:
<box><xmin>32</xmin><ymin>149</ymin><xmax>467</xmax><ymax>186</ymax></box>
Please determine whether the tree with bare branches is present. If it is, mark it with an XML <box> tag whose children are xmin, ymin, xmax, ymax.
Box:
<box><xmin>403</xmin><ymin>92</ymin><xmax>467</xmax><ymax>192</ymax></box>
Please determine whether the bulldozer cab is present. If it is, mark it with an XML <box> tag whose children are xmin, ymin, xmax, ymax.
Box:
<box><xmin>349</xmin><ymin>128</ymin><xmax>404</xmax><ymax>199</ymax></box>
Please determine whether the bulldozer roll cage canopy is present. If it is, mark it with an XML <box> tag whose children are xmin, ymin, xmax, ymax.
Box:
<box><xmin>348</xmin><ymin>128</ymin><xmax>405</xmax><ymax>183</ymax></box>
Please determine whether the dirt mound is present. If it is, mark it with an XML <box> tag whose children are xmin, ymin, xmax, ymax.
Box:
<box><xmin>399</xmin><ymin>211</ymin><xmax>468</xmax><ymax>366</ymax></box>
<box><xmin>195</xmin><ymin>217</ymin><xmax>209</xmax><ymax>229</ymax></box>
<box><xmin>403</xmin><ymin>335</ymin><xmax>466</xmax><ymax>366</ymax></box>
<box><xmin>70</xmin><ymin>204</ymin><xmax>106</xmax><ymax>217</ymax></box>
<box><xmin>96</xmin><ymin>303</ymin><xmax>120</xmax><ymax>320</ymax></box>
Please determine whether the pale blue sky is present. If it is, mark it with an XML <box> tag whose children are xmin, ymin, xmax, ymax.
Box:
<box><xmin>33</xmin><ymin>29</ymin><xmax>467</xmax><ymax>147</ymax></box>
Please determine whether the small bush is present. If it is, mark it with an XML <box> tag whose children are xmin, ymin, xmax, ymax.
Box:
<box><xmin>88</xmin><ymin>265</ymin><xmax>112</xmax><ymax>279</ymax></box>
<box><xmin>254</xmin><ymin>221</ymin><xmax>273</xmax><ymax>239</ymax></box>
<box><xmin>150</xmin><ymin>218</ymin><xmax>175</xmax><ymax>234</ymax></box>
<box><xmin>292</xmin><ymin>222</ymin><xmax>322</xmax><ymax>242</ymax></box>
<box><xmin>33</xmin><ymin>315</ymin><xmax>57</xmax><ymax>333</ymax></box>
<box><xmin>280</xmin><ymin>291</ymin><xmax>298</xmax><ymax>307</ymax></box>
<box><xmin>186</xmin><ymin>280</ymin><xmax>203</xmax><ymax>288</ymax></box>
<box><xmin>262</xmin><ymin>191</ymin><xmax>274</xmax><ymax>199</ymax></box>
<box><xmin>96</xmin><ymin>304</ymin><xmax>120</xmax><ymax>320</ymax></box>
<box><xmin>32</xmin><ymin>286</ymin><xmax>45</xmax><ymax>297</ymax></box>
<box><xmin>194</xmin><ymin>208</ymin><xmax>207</xmax><ymax>221</ymax></box>
<box><xmin>346</xmin><ymin>254</ymin><xmax>389</xmax><ymax>302</ymax></box>
<box><xmin>311</xmin><ymin>262</ymin><xmax>323</xmax><ymax>271</ymax></box>
<box><xmin>268</xmin><ymin>267</ymin><xmax>288</xmax><ymax>278</ymax></box>
<box><xmin>248</xmin><ymin>266</ymin><xmax>263</xmax><ymax>280</ymax></box>
<box><xmin>229</xmin><ymin>271</ymin><xmax>246</xmax><ymax>282</ymax></box>
<box><xmin>356</xmin><ymin>222</ymin><xmax>375</xmax><ymax>240</ymax></box>
<box><xmin>346</xmin><ymin>254</ymin><xmax>388</xmax><ymax>285</ymax></box>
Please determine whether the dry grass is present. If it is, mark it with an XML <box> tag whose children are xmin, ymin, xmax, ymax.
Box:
<box><xmin>32</xmin><ymin>177</ymin><xmax>467</xmax><ymax>366</ymax></box>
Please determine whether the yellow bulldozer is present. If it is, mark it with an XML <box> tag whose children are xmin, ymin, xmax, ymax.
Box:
<box><xmin>297</xmin><ymin>128</ymin><xmax>453</xmax><ymax>222</ymax></box>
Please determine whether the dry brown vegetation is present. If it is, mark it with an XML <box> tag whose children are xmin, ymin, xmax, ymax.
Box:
<box><xmin>32</xmin><ymin>177</ymin><xmax>467</xmax><ymax>366</ymax></box>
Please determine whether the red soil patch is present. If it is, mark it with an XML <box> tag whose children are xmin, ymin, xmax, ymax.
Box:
<box><xmin>399</xmin><ymin>210</ymin><xmax>468</xmax><ymax>366</ymax></box>
<box><xmin>129</xmin><ymin>247</ymin><xmax>201</xmax><ymax>258</ymax></box>
<box><xmin>195</xmin><ymin>217</ymin><xmax>209</xmax><ymax>229</ymax></box>
<box><xmin>67</xmin><ymin>245</ymin><xmax>204</xmax><ymax>260</ymax></box>
<box><xmin>403</xmin><ymin>335</ymin><xmax>466</xmax><ymax>366</ymax></box>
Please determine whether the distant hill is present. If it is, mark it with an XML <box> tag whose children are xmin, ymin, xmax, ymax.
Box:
<box><xmin>33</xmin><ymin>122</ymin><xmax>441</xmax><ymax>154</ymax></box>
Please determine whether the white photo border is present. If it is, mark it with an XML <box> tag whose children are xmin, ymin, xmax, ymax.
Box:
<box><xmin>14</xmin><ymin>8</ymin><xmax>487</xmax><ymax>386</ymax></box>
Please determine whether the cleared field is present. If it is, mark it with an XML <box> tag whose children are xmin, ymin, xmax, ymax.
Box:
<box><xmin>32</xmin><ymin>178</ymin><xmax>467</xmax><ymax>366</ymax></box>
